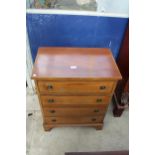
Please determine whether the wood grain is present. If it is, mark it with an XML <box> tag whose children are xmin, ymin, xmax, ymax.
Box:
<box><xmin>38</xmin><ymin>81</ymin><xmax>114</xmax><ymax>95</ymax></box>
<box><xmin>43</xmin><ymin>107</ymin><xmax>106</xmax><ymax>117</ymax></box>
<box><xmin>40</xmin><ymin>95</ymin><xmax>110</xmax><ymax>107</ymax></box>
<box><xmin>31</xmin><ymin>47</ymin><xmax>122</xmax><ymax>131</ymax></box>
<box><xmin>44</xmin><ymin>116</ymin><xmax>103</xmax><ymax>124</ymax></box>
<box><xmin>32</xmin><ymin>47</ymin><xmax>122</xmax><ymax>80</ymax></box>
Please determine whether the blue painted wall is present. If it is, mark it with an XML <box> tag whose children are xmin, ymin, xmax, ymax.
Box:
<box><xmin>26</xmin><ymin>13</ymin><xmax>128</xmax><ymax>61</ymax></box>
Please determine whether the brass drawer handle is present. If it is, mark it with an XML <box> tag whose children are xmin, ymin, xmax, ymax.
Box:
<box><xmin>51</xmin><ymin>119</ymin><xmax>56</xmax><ymax>122</ymax></box>
<box><xmin>94</xmin><ymin>109</ymin><xmax>99</xmax><ymax>113</ymax></box>
<box><xmin>96</xmin><ymin>98</ymin><xmax>102</xmax><ymax>102</ymax></box>
<box><xmin>48</xmin><ymin>99</ymin><xmax>54</xmax><ymax>103</ymax></box>
<box><xmin>92</xmin><ymin>118</ymin><xmax>96</xmax><ymax>121</ymax></box>
<box><xmin>49</xmin><ymin>110</ymin><xmax>56</xmax><ymax>113</ymax></box>
<box><xmin>47</xmin><ymin>85</ymin><xmax>53</xmax><ymax>90</ymax></box>
<box><xmin>100</xmin><ymin>86</ymin><xmax>106</xmax><ymax>90</ymax></box>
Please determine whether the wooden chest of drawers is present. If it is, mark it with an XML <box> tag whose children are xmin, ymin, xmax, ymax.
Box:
<box><xmin>32</xmin><ymin>47</ymin><xmax>122</xmax><ymax>131</ymax></box>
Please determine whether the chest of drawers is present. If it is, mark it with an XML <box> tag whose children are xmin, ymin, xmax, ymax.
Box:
<box><xmin>32</xmin><ymin>47</ymin><xmax>122</xmax><ymax>131</ymax></box>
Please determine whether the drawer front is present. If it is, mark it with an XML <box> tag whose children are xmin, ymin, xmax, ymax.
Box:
<box><xmin>38</xmin><ymin>81</ymin><xmax>114</xmax><ymax>94</ymax></box>
<box><xmin>41</xmin><ymin>95</ymin><xmax>110</xmax><ymax>107</ymax></box>
<box><xmin>45</xmin><ymin>116</ymin><xmax>103</xmax><ymax>124</ymax></box>
<box><xmin>43</xmin><ymin>107</ymin><xmax>106</xmax><ymax>117</ymax></box>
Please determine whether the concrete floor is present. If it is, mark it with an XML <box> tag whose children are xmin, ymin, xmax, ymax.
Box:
<box><xmin>26</xmin><ymin>88</ymin><xmax>129</xmax><ymax>155</ymax></box>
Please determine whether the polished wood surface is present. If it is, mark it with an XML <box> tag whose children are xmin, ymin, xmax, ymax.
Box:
<box><xmin>43</xmin><ymin>107</ymin><xmax>106</xmax><ymax>117</ymax></box>
<box><xmin>32</xmin><ymin>47</ymin><xmax>122</xmax><ymax>80</ymax></box>
<box><xmin>38</xmin><ymin>81</ymin><xmax>114</xmax><ymax>95</ymax></box>
<box><xmin>32</xmin><ymin>47</ymin><xmax>122</xmax><ymax>131</ymax></box>
<box><xmin>40</xmin><ymin>95</ymin><xmax>110</xmax><ymax>107</ymax></box>
<box><xmin>44</xmin><ymin>116</ymin><xmax>103</xmax><ymax>124</ymax></box>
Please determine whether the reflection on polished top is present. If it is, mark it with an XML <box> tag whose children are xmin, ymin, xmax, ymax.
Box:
<box><xmin>32</xmin><ymin>47</ymin><xmax>122</xmax><ymax>80</ymax></box>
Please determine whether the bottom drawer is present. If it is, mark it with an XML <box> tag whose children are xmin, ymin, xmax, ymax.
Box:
<box><xmin>43</xmin><ymin>107</ymin><xmax>106</xmax><ymax>117</ymax></box>
<box><xmin>45</xmin><ymin>116</ymin><xmax>103</xmax><ymax>124</ymax></box>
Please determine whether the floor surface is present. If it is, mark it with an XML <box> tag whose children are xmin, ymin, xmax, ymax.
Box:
<box><xmin>26</xmin><ymin>88</ymin><xmax>129</xmax><ymax>155</ymax></box>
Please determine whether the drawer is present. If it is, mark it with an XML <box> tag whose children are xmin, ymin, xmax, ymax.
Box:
<box><xmin>45</xmin><ymin>116</ymin><xmax>103</xmax><ymax>124</ymax></box>
<box><xmin>40</xmin><ymin>95</ymin><xmax>110</xmax><ymax>107</ymax></box>
<box><xmin>38</xmin><ymin>81</ymin><xmax>114</xmax><ymax>94</ymax></box>
<box><xmin>43</xmin><ymin>107</ymin><xmax>106</xmax><ymax>117</ymax></box>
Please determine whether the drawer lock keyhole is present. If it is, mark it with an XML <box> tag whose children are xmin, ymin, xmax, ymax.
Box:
<box><xmin>47</xmin><ymin>85</ymin><xmax>53</xmax><ymax>90</ymax></box>
<box><xmin>100</xmin><ymin>86</ymin><xmax>106</xmax><ymax>90</ymax></box>
<box><xmin>94</xmin><ymin>109</ymin><xmax>99</xmax><ymax>113</ymax></box>
<box><xmin>48</xmin><ymin>99</ymin><xmax>54</xmax><ymax>103</ymax></box>
<box><xmin>92</xmin><ymin>118</ymin><xmax>96</xmax><ymax>121</ymax></box>
<box><xmin>49</xmin><ymin>110</ymin><xmax>56</xmax><ymax>113</ymax></box>
<box><xmin>96</xmin><ymin>99</ymin><xmax>102</xmax><ymax>102</ymax></box>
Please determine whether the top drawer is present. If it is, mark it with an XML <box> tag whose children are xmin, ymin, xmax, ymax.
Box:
<box><xmin>37</xmin><ymin>81</ymin><xmax>114</xmax><ymax>95</ymax></box>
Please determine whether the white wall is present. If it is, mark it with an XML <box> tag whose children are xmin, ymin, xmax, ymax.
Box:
<box><xmin>96</xmin><ymin>0</ymin><xmax>129</xmax><ymax>14</ymax></box>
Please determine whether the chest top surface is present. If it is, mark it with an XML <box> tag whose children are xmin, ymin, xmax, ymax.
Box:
<box><xmin>32</xmin><ymin>47</ymin><xmax>122</xmax><ymax>80</ymax></box>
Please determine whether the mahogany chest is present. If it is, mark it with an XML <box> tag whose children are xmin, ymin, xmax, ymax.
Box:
<box><xmin>32</xmin><ymin>47</ymin><xmax>122</xmax><ymax>131</ymax></box>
